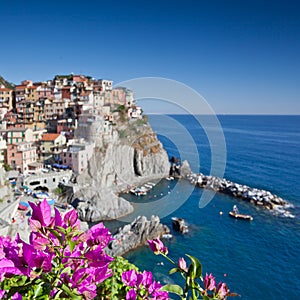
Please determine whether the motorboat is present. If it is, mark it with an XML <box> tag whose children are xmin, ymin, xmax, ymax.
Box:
<box><xmin>229</xmin><ymin>211</ymin><xmax>253</xmax><ymax>221</ymax></box>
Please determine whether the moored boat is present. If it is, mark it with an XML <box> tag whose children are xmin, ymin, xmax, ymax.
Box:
<box><xmin>229</xmin><ymin>211</ymin><xmax>253</xmax><ymax>221</ymax></box>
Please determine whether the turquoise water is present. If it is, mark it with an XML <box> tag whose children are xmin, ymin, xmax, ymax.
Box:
<box><xmin>124</xmin><ymin>115</ymin><xmax>300</xmax><ymax>300</ymax></box>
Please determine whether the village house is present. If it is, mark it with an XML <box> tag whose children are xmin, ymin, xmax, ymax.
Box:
<box><xmin>98</xmin><ymin>79</ymin><xmax>113</xmax><ymax>91</ymax></box>
<box><xmin>0</xmin><ymin>111</ymin><xmax>24</xmax><ymax>129</ymax></box>
<box><xmin>127</xmin><ymin>106</ymin><xmax>143</xmax><ymax>119</ymax></box>
<box><xmin>44</xmin><ymin>98</ymin><xmax>67</xmax><ymax>120</ymax></box>
<box><xmin>16</xmin><ymin>101</ymin><xmax>35</xmax><ymax>125</ymax></box>
<box><xmin>60</xmin><ymin>139</ymin><xmax>94</xmax><ymax>174</ymax></box>
<box><xmin>75</xmin><ymin>113</ymin><xmax>112</xmax><ymax>145</ymax></box>
<box><xmin>5</xmin><ymin>142</ymin><xmax>37</xmax><ymax>175</ymax></box>
<box><xmin>36</xmin><ymin>83</ymin><xmax>53</xmax><ymax>101</ymax></box>
<box><xmin>40</xmin><ymin>133</ymin><xmax>67</xmax><ymax>163</ymax></box>
<box><xmin>15</xmin><ymin>80</ymin><xmax>38</xmax><ymax>104</ymax></box>
<box><xmin>0</xmin><ymin>135</ymin><xmax>7</xmax><ymax>166</ymax></box>
<box><xmin>1</xmin><ymin>127</ymin><xmax>46</xmax><ymax>145</ymax></box>
<box><xmin>0</xmin><ymin>85</ymin><xmax>14</xmax><ymax>111</ymax></box>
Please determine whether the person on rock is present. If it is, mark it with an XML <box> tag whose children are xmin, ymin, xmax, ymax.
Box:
<box><xmin>233</xmin><ymin>205</ymin><xmax>239</xmax><ymax>214</ymax></box>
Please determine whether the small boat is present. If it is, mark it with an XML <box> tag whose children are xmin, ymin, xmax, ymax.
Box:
<box><xmin>162</xmin><ymin>233</ymin><xmax>173</xmax><ymax>239</ymax></box>
<box><xmin>229</xmin><ymin>211</ymin><xmax>253</xmax><ymax>221</ymax></box>
<box><xmin>130</xmin><ymin>187</ymin><xmax>148</xmax><ymax>196</ymax></box>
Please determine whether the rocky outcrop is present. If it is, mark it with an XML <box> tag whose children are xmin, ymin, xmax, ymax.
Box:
<box><xmin>187</xmin><ymin>172</ymin><xmax>293</xmax><ymax>216</ymax></box>
<box><xmin>106</xmin><ymin>215</ymin><xmax>170</xmax><ymax>256</ymax></box>
<box><xmin>72</xmin><ymin>191</ymin><xmax>134</xmax><ymax>222</ymax></box>
<box><xmin>72</xmin><ymin>123</ymin><xmax>170</xmax><ymax>221</ymax></box>
<box><xmin>180</xmin><ymin>160</ymin><xmax>192</xmax><ymax>178</ymax></box>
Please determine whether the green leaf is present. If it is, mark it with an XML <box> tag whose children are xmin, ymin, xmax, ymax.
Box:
<box><xmin>47</xmin><ymin>228</ymin><xmax>64</xmax><ymax>245</ymax></box>
<box><xmin>68</xmin><ymin>240</ymin><xmax>76</xmax><ymax>253</ymax></box>
<box><xmin>186</xmin><ymin>254</ymin><xmax>202</xmax><ymax>279</ymax></box>
<box><xmin>161</xmin><ymin>284</ymin><xmax>183</xmax><ymax>296</ymax></box>
<box><xmin>169</xmin><ymin>267</ymin><xmax>179</xmax><ymax>275</ymax></box>
<box><xmin>60</xmin><ymin>284</ymin><xmax>82</xmax><ymax>300</ymax></box>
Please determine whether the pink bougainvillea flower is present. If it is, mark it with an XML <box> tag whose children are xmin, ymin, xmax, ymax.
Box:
<box><xmin>147</xmin><ymin>238</ymin><xmax>168</xmax><ymax>255</ymax></box>
<box><xmin>29</xmin><ymin>232</ymin><xmax>50</xmax><ymax>250</ymax></box>
<box><xmin>16</xmin><ymin>234</ymin><xmax>53</xmax><ymax>274</ymax></box>
<box><xmin>11</xmin><ymin>292</ymin><xmax>22</xmax><ymax>300</ymax></box>
<box><xmin>87</xmin><ymin>222</ymin><xmax>113</xmax><ymax>248</ymax></box>
<box><xmin>0</xmin><ymin>290</ymin><xmax>6</xmax><ymax>298</ymax></box>
<box><xmin>149</xmin><ymin>280</ymin><xmax>169</xmax><ymax>299</ymax></box>
<box><xmin>126</xmin><ymin>288</ymin><xmax>137</xmax><ymax>300</ymax></box>
<box><xmin>53</xmin><ymin>207</ymin><xmax>64</xmax><ymax>227</ymax></box>
<box><xmin>178</xmin><ymin>257</ymin><xmax>188</xmax><ymax>272</ymax></box>
<box><xmin>63</xmin><ymin>209</ymin><xmax>80</xmax><ymax>229</ymax></box>
<box><xmin>84</xmin><ymin>247</ymin><xmax>113</xmax><ymax>268</ymax></box>
<box><xmin>217</xmin><ymin>282</ymin><xmax>229</xmax><ymax>298</ymax></box>
<box><xmin>137</xmin><ymin>270</ymin><xmax>153</xmax><ymax>288</ymax></box>
<box><xmin>204</xmin><ymin>273</ymin><xmax>216</xmax><ymax>291</ymax></box>
<box><xmin>122</xmin><ymin>269</ymin><xmax>138</xmax><ymax>287</ymax></box>
<box><xmin>29</xmin><ymin>199</ymin><xmax>52</xmax><ymax>227</ymax></box>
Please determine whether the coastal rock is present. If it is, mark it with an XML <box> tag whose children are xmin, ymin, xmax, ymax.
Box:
<box><xmin>72</xmin><ymin>189</ymin><xmax>134</xmax><ymax>221</ymax></box>
<box><xmin>106</xmin><ymin>215</ymin><xmax>170</xmax><ymax>256</ymax></box>
<box><xmin>180</xmin><ymin>160</ymin><xmax>192</xmax><ymax>178</ymax></box>
<box><xmin>185</xmin><ymin>172</ymin><xmax>292</xmax><ymax>216</ymax></box>
<box><xmin>72</xmin><ymin>125</ymin><xmax>170</xmax><ymax>221</ymax></box>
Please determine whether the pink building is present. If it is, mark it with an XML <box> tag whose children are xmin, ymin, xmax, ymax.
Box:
<box><xmin>60</xmin><ymin>140</ymin><xmax>94</xmax><ymax>174</ymax></box>
<box><xmin>6</xmin><ymin>142</ymin><xmax>37</xmax><ymax>174</ymax></box>
<box><xmin>37</xmin><ymin>84</ymin><xmax>53</xmax><ymax>100</ymax></box>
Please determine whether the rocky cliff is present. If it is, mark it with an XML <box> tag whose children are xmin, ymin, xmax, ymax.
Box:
<box><xmin>72</xmin><ymin>121</ymin><xmax>170</xmax><ymax>221</ymax></box>
<box><xmin>106</xmin><ymin>215</ymin><xmax>170</xmax><ymax>256</ymax></box>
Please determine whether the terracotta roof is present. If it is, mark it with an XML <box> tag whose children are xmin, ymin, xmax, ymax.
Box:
<box><xmin>41</xmin><ymin>133</ymin><xmax>60</xmax><ymax>141</ymax></box>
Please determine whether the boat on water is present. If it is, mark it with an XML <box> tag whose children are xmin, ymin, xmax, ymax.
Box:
<box><xmin>229</xmin><ymin>211</ymin><xmax>253</xmax><ymax>221</ymax></box>
<box><xmin>130</xmin><ymin>186</ymin><xmax>149</xmax><ymax>196</ymax></box>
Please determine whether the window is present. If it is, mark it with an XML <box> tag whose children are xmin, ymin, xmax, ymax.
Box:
<box><xmin>44</xmin><ymin>179</ymin><xmax>47</xmax><ymax>184</ymax></box>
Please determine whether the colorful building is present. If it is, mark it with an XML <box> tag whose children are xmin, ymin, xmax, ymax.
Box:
<box><xmin>5</xmin><ymin>142</ymin><xmax>37</xmax><ymax>175</ymax></box>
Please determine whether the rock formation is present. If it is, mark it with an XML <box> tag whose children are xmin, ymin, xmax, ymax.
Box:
<box><xmin>186</xmin><ymin>172</ymin><xmax>293</xmax><ymax>216</ymax></box>
<box><xmin>106</xmin><ymin>215</ymin><xmax>170</xmax><ymax>256</ymax></box>
<box><xmin>71</xmin><ymin>122</ymin><xmax>170</xmax><ymax>221</ymax></box>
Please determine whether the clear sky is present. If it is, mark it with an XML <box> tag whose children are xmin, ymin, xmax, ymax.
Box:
<box><xmin>1</xmin><ymin>0</ymin><xmax>299</xmax><ymax>114</ymax></box>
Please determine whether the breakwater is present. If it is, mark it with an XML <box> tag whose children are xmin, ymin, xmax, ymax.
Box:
<box><xmin>186</xmin><ymin>171</ymin><xmax>294</xmax><ymax>217</ymax></box>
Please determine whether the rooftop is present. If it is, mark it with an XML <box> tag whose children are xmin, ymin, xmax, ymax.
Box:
<box><xmin>41</xmin><ymin>133</ymin><xmax>60</xmax><ymax>141</ymax></box>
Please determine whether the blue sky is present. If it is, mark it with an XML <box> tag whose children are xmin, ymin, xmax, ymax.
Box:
<box><xmin>1</xmin><ymin>0</ymin><xmax>299</xmax><ymax>114</ymax></box>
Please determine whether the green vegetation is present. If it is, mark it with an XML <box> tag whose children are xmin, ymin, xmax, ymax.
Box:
<box><xmin>3</xmin><ymin>163</ymin><xmax>13</xmax><ymax>172</ymax></box>
<box><xmin>54</xmin><ymin>185</ymin><xmax>66</xmax><ymax>195</ymax></box>
<box><xmin>0</xmin><ymin>75</ymin><xmax>15</xmax><ymax>89</ymax></box>
<box><xmin>96</xmin><ymin>256</ymin><xmax>138</xmax><ymax>300</ymax></box>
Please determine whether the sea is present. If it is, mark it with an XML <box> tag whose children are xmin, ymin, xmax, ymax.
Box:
<box><xmin>120</xmin><ymin>115</ymin><xmax>300</xmax><ymax>300</ymax></box>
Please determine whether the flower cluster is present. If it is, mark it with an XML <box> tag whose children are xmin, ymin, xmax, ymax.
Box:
<box><xmin>147</xmin><ymin>238</ymin><xmax>236</xmax><ymax>300</ymax></box>
<box><xmin>0</xmin><ymin>199</ymin><xmax>113</xmax><ymax>299</ymax></box>
<box><xmin>122</xmin><ymin>269</ymin><xmax>168</xmax><ymax>300</ymax></box>
<box><xmin>0</xmin><ymin>199</ymin><xmax>236</xmax><ymax>300</ymax></box>
<box><xmin>203</xmin><ymin>273</ymin><xmax>229</xmax><ymax>299</ymax></box>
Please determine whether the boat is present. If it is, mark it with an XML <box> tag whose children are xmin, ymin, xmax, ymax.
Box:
<box><xmin>130</xmin><ymin>187</ymin><xmax>148</xmax><ymax>196</ymax></box>
<box><xmin>162</xmin><ymin>233</ymin><xmax>173</xmax><ymax>239</ymax></box>
<box><xmin>229</xmin><ymin>211</ymin><xmax>253</xmax><ymax>221</ymax></box>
